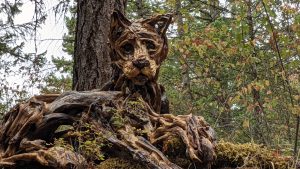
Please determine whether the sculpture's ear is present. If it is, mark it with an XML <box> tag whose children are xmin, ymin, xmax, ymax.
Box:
<box><xmin>142</xmin><ymin>14</ymin><xmax>172</xmax><ymax>36</ymax></box>
<box><xmin>110</xmin><ymin>10</ymin><xmax>131</xmax><ymax>41</ymax></box>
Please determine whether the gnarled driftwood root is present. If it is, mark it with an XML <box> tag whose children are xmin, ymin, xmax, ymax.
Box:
<box><xmin>0</xmin><ymin>91</ymin><xmax>216</xmax><ymax>169</ymax></box>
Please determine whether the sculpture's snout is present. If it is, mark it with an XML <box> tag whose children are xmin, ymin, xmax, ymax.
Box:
<box><xmin>132</xmin><ymin>59</ymin><xmax>150</xmax><ymax>69</ymax></box>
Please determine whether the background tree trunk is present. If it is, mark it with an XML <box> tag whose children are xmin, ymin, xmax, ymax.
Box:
<box><xmin>175</xmin><ymin>0</ymin><xmax>193</xmax><ymax>100</ymax></box>
<box><xmin>73</xmin><ymin>0</ymin><xmax>127</xmax><ymax>91</ymax></box>
<box><xmin>136</xmin><ymin>0</ymin><xmax>145</xmax><ymax>18</ymax></box>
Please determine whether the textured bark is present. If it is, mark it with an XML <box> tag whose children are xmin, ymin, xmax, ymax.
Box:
<box><xmin>246</xmin><ymin>0</ymin><xmax>271</xmax><ymax>144</ymax></box>
<box><xmin>208</xmin><ymin>0</ymin><xmax>220</xmax><ymax>20</ymax></box>
<box><xmin>73</xmin><ymin>0</ymin><xmax>127</xmax><ymax>91</ymax></box>
<box><xmin>136</xmin><ymin>0</ymin><xmax>145</xmax><ymax>18</ymax></box>
<box><xmin>175</xmin><ymin>0</ymin><xmax>193</xmax><ymax>100</ymax></box>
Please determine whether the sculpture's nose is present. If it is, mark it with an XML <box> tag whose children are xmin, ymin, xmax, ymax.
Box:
<box><xmin>132</xmin><ymin>59</ymin><xmax>150</xmax><ymax>69</ymax></box>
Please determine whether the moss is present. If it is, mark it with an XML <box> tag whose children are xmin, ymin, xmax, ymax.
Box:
<box><xmin>53</xmin><ymin>137</ymin><xmax>74</xmax><ymax>151</ymax></box>
<box><xmin>215</xmin><ymin>140</ymin><xmax>291</xmax><ymax>169</ymax></box>
<box><xmin>76</xmin><ymin>124</ymin><xmax>108</xmax><ymax>161</ymax></box>
<box><xmin>110</xmin><ymin>111</ymin><xmax>125</xmax><ymax>129</ymax></box>
<box><xmin>163</xmin><ymin>136</ymin><xmax>186</xmax><ymax>157</ymax></box>
<box><xmin>169</xmin><ymin>157</ymin><xmax>192</xmax><ymax>168</ymax></box>
<box><xmin>96</xmin><ymin>157</ymin><xmax>145</xmax><ymax>169</ymax></box>
<box><xmin>54</xmin><ymin>123</ymin><xmax>109</xmax><ymax>162</ymax></box>
<box><xmin>161</xmin><ymin>136</ymin><xmax>195</xmax><ymax>168</ymax></box>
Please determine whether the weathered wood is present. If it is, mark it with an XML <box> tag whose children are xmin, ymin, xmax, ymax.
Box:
<box><xmin>0</xmin><ymin>147</ymin><xmax>86</xmax><ymax>168</ymax></box>
<box><xmin>102</xmin><ymin>11</ymin><xmax>172</xmax><ymax>114</ymax></box>
<box><xmin>47</xmin><ymin>91</ymin><xmax>122</xmax><ymax>113</ymax></box>
<box><xmin>0</xmin><ymin>91</ymin><xmax>216</xmax><ymax>168</ymax></box>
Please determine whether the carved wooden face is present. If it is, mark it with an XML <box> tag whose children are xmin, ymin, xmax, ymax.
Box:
<box><xmin>110</xmin><ymin>11</ymin><xmax>172</xmax><ymax>85</ymax></box>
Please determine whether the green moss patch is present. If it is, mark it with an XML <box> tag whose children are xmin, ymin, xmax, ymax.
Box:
<box><xmin>215</xmin><ymin>140</ymin><xmax>291</xmax><ymax>169</ymax></box>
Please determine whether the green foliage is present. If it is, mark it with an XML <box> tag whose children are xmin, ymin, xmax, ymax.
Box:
<box><xmin>62</xmin><ymin>5</ymin><xmax>76</xmax><ymax>56</ymax></box>
<box><xmin>155</xmin><ymin>0</ymin><xmax>300</xmax><ymax>150</ymax></box>
<box><xmin>40</xmin><ymin>56</ymin><xmax>72</xmax><ymax>93</ymax></box>
<box><xmin>127</xmin><ymin>0</ymin><xmax>169</xmax><ymax>19</ymax></box>
<box><xmin>0</xmin><ymin>0</ymin><xmax>48</xmax><ymax>114</ymax></box>
<box><xmin>53</xmin><ymin>123</ymin><xmax>108</xmax><ymax>163</ymax></box>
<box><xmin>75</xmin><ymin>123</ymin><xmax>108</xmax><ymax>162</ymax></box>
<box><xmin>54</xmin><ymin>137</ymin><xmax>74</xmax><ymax>151</ymax></box>
<box><xmin>111</xmin><ymin>110</ymin><xmax>124</xmax><ymax>129</ymax></box>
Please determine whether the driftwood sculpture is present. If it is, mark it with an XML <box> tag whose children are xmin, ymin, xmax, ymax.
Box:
<box><xmin>102</xmin><ymin>11</ymin><xmax>172</xmax><ymax>114</ymax></box>
<box><xmin>0</xmin><ymin>11</ymin><xmax>216</xmax><ymax>169</ymax></box>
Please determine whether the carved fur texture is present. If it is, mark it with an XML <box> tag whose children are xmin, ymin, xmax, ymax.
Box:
<box><xmin>102</xmin><ymin>10</ymin><xmax>172</xmax><ymax>114</ymax></box>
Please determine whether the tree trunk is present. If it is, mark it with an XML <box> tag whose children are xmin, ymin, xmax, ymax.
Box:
<box><xmin>246</xmin><ymin>0</ymin><xmax>271</xmax><ymax>144</ymax></box>
<box><xmin>73</xmin><ymin>0</ymin><xmax>127</xmax><ymax>91</ymax></box>
<box><xmin>175</xmin><ymin>0</ymin><xmax>193</xmax><ymax>100</ymax></box>
<box><xmin>136</xmin><ymin>0</ymin><xmax>144</xmax><ymax>18</ymax></box>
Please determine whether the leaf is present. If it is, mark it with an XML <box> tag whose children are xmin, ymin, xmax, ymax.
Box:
<box><xmin>291</xmin><ymin>105</ymin><xmax>300</xmax><ymax>116</ymax></box>
<box><xmin>183</xmin><ymin>24</ymin><xmax>189</xmax><ymax>32</ymax></box>
<box><xmin>242</xmin><ymin>119</ymin><xmax>250</xmax><ymax>129</ymax></box>
<box><xmin>265</xmin><ymin>80</ymin><xmax>270</xmax><ymax>86</ymax></box>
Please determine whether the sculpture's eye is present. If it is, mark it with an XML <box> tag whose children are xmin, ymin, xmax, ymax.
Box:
<box><xmin>122</xmin><ymin>43</ymin><xmax>134</xmax><ymax>55</ymax></box>
<box><xmin>145</xmin><ymin>40</ymin><xmax>156</xmax><ymax>55</ymax></box>
<box><xmin>146</xmin><ymin>41</ymin><xmax>156</xmax><ymax>50</ymax></box>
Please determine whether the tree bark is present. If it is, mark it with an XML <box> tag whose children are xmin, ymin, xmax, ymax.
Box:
<box><xmin>73</xmin><ymin>0</ymin><xmax>127</xmax><ymax>91</ymax></box>
<box><xmin>246</xmin><ymin>0</ymin><xmax>271</xmax><ymax>144</ymax></box>
<box><xmin>175</xmin><ymin>0</ymin><xmax>193</xmax><ymax>100</ymax></box>
<box><xmin>136</xmin><ymin>0</ymin><xmax>145</xmax><ymax>18</ymax></box>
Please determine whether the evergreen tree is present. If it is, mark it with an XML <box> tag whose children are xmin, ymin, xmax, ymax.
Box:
<box><xmin>0</xmin><ymin>0</ymin><xmax>46</xmax><ymax>113</ymax></box>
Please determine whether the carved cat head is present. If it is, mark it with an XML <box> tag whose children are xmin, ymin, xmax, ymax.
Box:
<box><xmin>110</xmin><ymin>10</ymin><xmax>172</xmax><ymax>85</ymax></box>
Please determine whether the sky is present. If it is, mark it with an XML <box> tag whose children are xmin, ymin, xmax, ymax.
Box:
<box><xmin>6</xmin><ymin>0</ymin><xmax>69</xmax><ymax>95</ymax></box>
<box><xmin>15</xmin><ymin>0</ymin><xmax>67</xmax><ymax>57</ymax></box>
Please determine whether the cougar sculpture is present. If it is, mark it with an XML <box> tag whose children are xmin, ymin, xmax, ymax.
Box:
<box><xmin>102</xmin><ymin>10</ymin><xmax>172</xmax><ymax>114</ymax></box>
